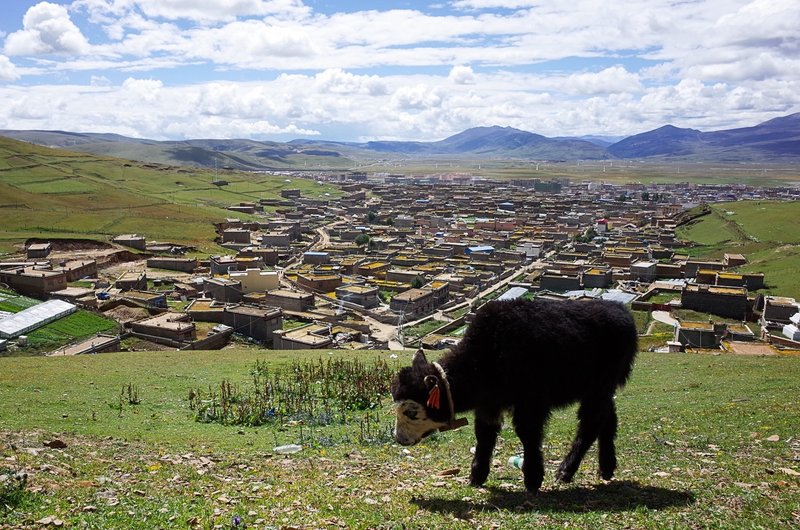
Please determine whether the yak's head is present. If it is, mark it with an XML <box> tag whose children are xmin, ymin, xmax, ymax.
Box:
<box><xmin>390</xmin><ymin>349</ymin><xmax>452</xmax><ymax>446</ymax></box>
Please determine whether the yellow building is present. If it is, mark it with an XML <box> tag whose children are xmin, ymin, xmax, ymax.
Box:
<box><xmin>229</xmin><ymin>268</ymin><xmax>279</xmax><ymax>294</ymax></box>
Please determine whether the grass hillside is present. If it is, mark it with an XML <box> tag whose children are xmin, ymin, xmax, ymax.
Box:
<box><xmin>1</xmin><ymin>349</ymin><xmax>799</xmax><ymax>529</ymax></box>
<box><xmin>0</xmin><ymin>137</ymin><xmax>343</xmax><ymax>255</ymax></box>
<box><xmin>677</xmin><ymin>200</ymin><xmax>800</xmax><ymax>299</ymax></box>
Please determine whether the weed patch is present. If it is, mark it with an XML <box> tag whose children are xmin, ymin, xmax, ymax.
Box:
<box><xmin>189</xmin><ymin>358</ymin><xmax>396</xmax><ymax>443</ymax></box>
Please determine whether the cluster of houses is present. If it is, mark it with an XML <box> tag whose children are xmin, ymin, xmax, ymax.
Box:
<box><xmin>1</xmin><ymin>174</ymin><xmax>799</xmax><ymax>355</ymax></box>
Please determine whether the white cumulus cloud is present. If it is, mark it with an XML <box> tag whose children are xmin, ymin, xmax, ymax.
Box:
<box><xmin>391</xmin><ymin>85</ymin><xmax>444</xmax><ymax>111</ymax></box>
<box><xmin>0</xmin><ymin>55</ymin><xmax>20</xmax><ymax>81</ymax></box>
<box><xmin>4</xmin><ymin>2</ymin><xmax>90</xmax><ymax>56</ymax></box>
<box><xmin>449</xmin><ymin>65</ymin><xmax>476</xmax><ymax>85</ymax></box>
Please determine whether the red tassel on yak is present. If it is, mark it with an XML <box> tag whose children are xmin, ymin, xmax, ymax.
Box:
<box><xmin>427</xmin><ymin>385</ymin><xmax>441</xmax><ymax>409</ymax></box>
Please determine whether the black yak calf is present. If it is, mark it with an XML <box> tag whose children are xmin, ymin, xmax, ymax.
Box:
<box><xmin>390</xmin><ymin>298</ymin><xmax>638</xmax><ymax>492</ymax></box>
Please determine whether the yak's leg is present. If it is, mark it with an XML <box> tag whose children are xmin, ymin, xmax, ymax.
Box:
<box><xmin>597</xmin><ymin>399</ymin><xmax>618</xmax><ymax>480</ymax></box>
<box><xmin>469</xmin><ymin>409</ymin><xmax>502</xmax><ymax>487</ymax></box>
<box><xmin>512</xmin><ymin>406</ymin><xmax>550</xmax><ymax>492</ymax></box>
<box><xmin>555</xmin><ymin>396</ymin><xmax>613</xmax><ymax>483</ymax></box>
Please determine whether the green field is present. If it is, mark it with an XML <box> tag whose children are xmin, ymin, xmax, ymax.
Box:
<box><xmin>0</xmin><ymin>289</ymin><xmax>119</xmax><ymax>354</ymax></box>
<box><xmin>20</xmin><ymin>311</ymin><xmax>120</xmax><ymax>354</ymax></box>
<box><xmin>677</xmin><ymin>201</ymin><xmax>800</xmax><ymax>299</ymax></box>
<box><xmin>1</xmin><ymin>349</ymin><xmax>798</xmax><ymax>529</ymax></box>
<box><xmin>0</xmin><ymin>137</ymin><xmax>343</xmax><ymax>256</ymax></box>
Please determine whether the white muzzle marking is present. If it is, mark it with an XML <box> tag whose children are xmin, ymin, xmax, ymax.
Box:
<box><xmin>393</xmin><ymin>400</ymin><xmax>448</xmax><ymax>446</ymax></box>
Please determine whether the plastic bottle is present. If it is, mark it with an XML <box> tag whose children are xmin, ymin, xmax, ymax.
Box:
<box><xmin>508</xmin><ymin>455</ymin><xmax>523</xmax><ymax>470</ymax></box>
<box><xmin>273</xmin><ymin>444</ymin><xmax>302</xmax><ymax>454</ymax></box>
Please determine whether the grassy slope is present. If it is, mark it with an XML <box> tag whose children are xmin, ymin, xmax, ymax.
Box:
<box><xmin>1</xmin><ymin>349</ymin><xmax>799</xmax><ymax>529</ymax></box>
<box><xmin>0</xmin><ymin>137</ymin><xmax>342</xmax><ymax>255</ymax></box>
<box><xmin>677</xmin><ymin>201</ymin><xmax>800</xmax><ymax>299</ymax></box>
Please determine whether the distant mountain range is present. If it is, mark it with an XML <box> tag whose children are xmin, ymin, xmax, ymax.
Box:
<box><xmin>2</xmin><ymin>113</ymin><xmax>799</xmax><ymax>170</ymax></box>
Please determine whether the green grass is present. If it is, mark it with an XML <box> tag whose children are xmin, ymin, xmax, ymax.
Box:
<box><xmin>401</xmin><ymin>319</ymin><xmax>446</xmax><ymax>343</ymax></box>
<box><xmin>1</xmin><ymin>350</ymin><xmax>799</xmax><ymax>529</ymax></box>
<box><xmin>631</xmin><ymin>310</ymin><xmax>652</xmax><ymax>334</ymax></box>
<box><xmin>16</xmin><ymin>311</ymin><xmax>119</xmax><ymax>354</ymax></box>
<box><xmin>646</xmin><ymin>292</ymin><xmax>681</xmax><ymax>304</ymax></box>
<box><xmin>0</xmin><ymin>137</ymin><xmax>343</xmax><ymax>255</ymax></box>
<box><xmin>677</xmin><ymin>201</ymin><xmax>800</xmax><ymax>299</ymax></box>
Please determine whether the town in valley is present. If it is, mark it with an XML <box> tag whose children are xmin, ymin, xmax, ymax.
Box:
<box><xmin>2</xmin><ymin>171</ymin><xmax>799</xmax><ymax>357</ymax></box>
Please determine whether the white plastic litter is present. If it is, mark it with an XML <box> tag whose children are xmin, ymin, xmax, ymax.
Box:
<box><xmin>273</xmin><ymin>444</ymin><xmax>302</xmax><ymax>454</ymax></box>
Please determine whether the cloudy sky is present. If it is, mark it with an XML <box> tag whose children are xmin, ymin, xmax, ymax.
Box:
<box><xmin>0</xmin><ymin>0</ymin><xmax>798</xmax><ymax>142</ymax></box>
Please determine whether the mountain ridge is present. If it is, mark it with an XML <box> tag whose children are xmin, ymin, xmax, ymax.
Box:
<box><xmin>2</xmin><ymin>112</ymin><xmax>799</xmax><ymax>170</ymax></box>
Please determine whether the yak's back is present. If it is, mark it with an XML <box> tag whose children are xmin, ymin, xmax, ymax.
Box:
<box><xmin>451</xmin><ymin>298</ymin><xmax>637</xmax><ymax>404</ymax></box>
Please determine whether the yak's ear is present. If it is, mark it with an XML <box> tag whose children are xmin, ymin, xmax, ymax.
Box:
<box><xmin>423</xmin><ymin>374</ymin><xmax>439</xmax><ymax>390</ymax></box>
<box><xmin>412</xmin><ymin>349</ymin><xmax>428</xmax><ymax>369</ymax></box>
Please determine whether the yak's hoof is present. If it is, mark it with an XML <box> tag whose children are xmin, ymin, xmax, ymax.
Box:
<box><xmin>599</xmin><ymin>470</ymin><xmax>615</xmax><ymax>481</ymax></box>
<box><xmin>555</xmin><ymin>467</ymin><xmax>574</xmax><ymax>483</ymax></box>
<box><xmin>524</xmin><ymin>479</ymin><xmax>543</xmax><ymax>492</ymax></box>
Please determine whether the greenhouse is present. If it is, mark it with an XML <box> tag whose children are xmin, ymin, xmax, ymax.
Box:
<box><xmin>0</xmin><ymin>299</ymin><xmax>77</xmax><ymax>338</ymax></box>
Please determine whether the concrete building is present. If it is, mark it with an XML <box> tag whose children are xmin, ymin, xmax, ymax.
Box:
<box><xmin>228</xmin><ymin>268</ymin><xmax>279</xmax><ymax>294</ymax></box>
<box><xmin>630</xmin><ymin>260</ymin><xmax>658</xmax><ymax>282</ymax></box>
<box><xmin>390</xmin><ymin>282</ymin><xmax>449</xmax><ymax>317</ymax></box>
<box><xmin>210</xmin><ymin>256</ymin><xmax>239</xmax><ymax>275</ymax></box>
<box><xmin>684</xmin><ymin>259</ymin><xmax>725</xmax><ymax>278</ymax></box>
<box><xmin>582</xmin><ymin>268</ymin><xmax>613</xmax><ymax>288</ymax></box>
<box><xmin>681</xmin><ymin>284</ymin><xmax>749</xmax><ymax>320</ymax></box>
<box><xmin>674</xmin><ymin>321</ymin><xmax>725</xmax><ymax>349</ymax></box>
<box><xmin>223</xmin><ymin>305</ymin><xmax>282</xmax><ymax>343</ymax></box>
<box><xmin>131</xmin><ymin>313</ymin><xmax>196</xmax><ymax>343</ymax></box>
<box><xmin>297</xmin><ymin>273</ymin><xmax>343</xmax><ymax>294</ymax></box>
<box><xmin>237</xmin><ymin>247</ymin><xmax>280</xmax><ymax>266</ymax></box>
<box><xmin>261</xmin><ymin>232</ymin><xmax>291</xmax><ymax>247</ymax></box>
<box><xmin>26</xmin><ymin>243</ymin><xmax>52</xmax><ymax>259</ymax></box>
<box><xmin>761</xmin><ymin>296</ymin><xmax>799</xmax><ymax>326</ymax></box>
<box><xmin>273</xmin><ymin>322</ymin><xmax>333</xmax><ymax>350</ymax></box>
<box><xmin>0</xmin><ymin>268</ymin><xmax>67</xmax><ymax>298</ymax></box>
<box><xmin>303</xmin><ymin>251</ymin><xmax>331</xmax><ymax>265</ymax></box>
<box><xmin>123</xmin><ymin>290</ymin><xmax>168</xmax><ymax>309</ymax></box>
<box><xmin>48</xmin><ymin>334</ymin><xmax>120</xmax><ymax>356</ymax></box>
<box><xmin>724</xmin><ymin>253</ymin><xmax>747</xmax><ymax>267</ymax></box>
<box><xmin>355</xmin><ymin>261</ymin><xmax>390</xmax><ymax>279</ymax></box>
<box><xmin>147</xmin><ymin>257</ymin><xmax>197</xmax><ymax>273</ymax></box>
<box><xmin>113</xmin><ymin>234</ymin><xmax>147</xmax><ymax>251</ymax></box>
<box><xmin>221</xmin><ymin>229</ymin><xmax>251</xmax><ymax>244</ymax></box>
<box><xmin>53</xmin><ymin>260</ymin><xmax>97</xmax><ymax>282</ymax></box>
<box><xmin>203</xmin><ymin>278</ymin><xmax>243</xmax><ymax>304</ymax></box>
<box><xmin>264</xmin><ymin>289</ymin><xmax>315</xmax><ymax>312</ymax></box>
<box><xmin>115</xmin><ymin>271</ymin><xmax>147</xmax><ymax>291</ymax></box>
<box><xmin>50</xmin><ymin>287</ymin><xmax>96</xmax><ymax>307</ymax></box>
<box><xmin>540</xmin><ymin>273</ymin><xmax>582</xmax><ymax>292</ymax></box>
<box><xmin>335</xmin><ymin>284</ymin><xmax>379</xmax><ymax>309</ymax></box>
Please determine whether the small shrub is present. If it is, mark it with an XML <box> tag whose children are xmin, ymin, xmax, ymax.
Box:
<box><xmin>188</xmin><ymin>358</ymin><xmax>395</xmax><ymax>433</ymax></box>
<box><xmin>122</xmin><ymin>383</ymin><xmax>141</xmax><ymax>405</ymax></box>
<box><xmin>0</xmin><ymin>468</ymin><xmax>28</xmax><ymax>513</ymax></box>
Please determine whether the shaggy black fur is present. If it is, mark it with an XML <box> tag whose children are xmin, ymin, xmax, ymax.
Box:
<box><xmin>391</xmin><ymin>297</ymin><xmax>638</xmax><ymax>492</ymax></box>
